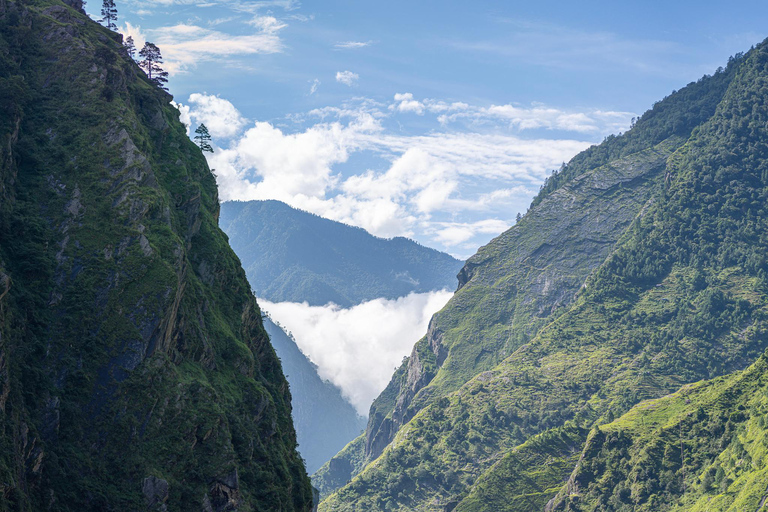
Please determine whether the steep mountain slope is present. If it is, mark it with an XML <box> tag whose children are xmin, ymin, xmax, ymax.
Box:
<box><xmin>546</xmin><ymin>351</ymin><xmax>768</xmax><ymax>512</ymax></box>
<box><xmin>318</xmin><ymin>42</ymin><xmax>768</xmax><ymax>511</ymax></box>
<box><xmin>0</xmin><ymin>1</ymin><xmax>311</xmax><ymax>510</ymax></box>
<box><xmin>263</xmin><ymin>316</ymin><xmax>366</xmax><ymax>474</ymax></box>
<box><xmin>313</xmin><ymin>54</ymin><xmax>738</xmax><ymax>501</ymax></box>
<box><xmin>219</xmin><ymin>200</ymin><xmax>463</xmax><ymax>307</ymax></box>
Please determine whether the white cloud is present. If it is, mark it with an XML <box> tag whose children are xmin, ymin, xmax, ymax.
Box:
<box><xmin>391</xmin><ymin>92</ymin><xmax>425</xmax><ymax>115</ymax></box>
<box><xmin>183</xmin><ymin>94</ymin><xmax>630</xmax><ymax>251</ymax></box>
<box><xmin>172</xmin><ymin>101</ymin><xmax>192</xmax><ymax>133</ymax></box>
<box><xmin>198</xmin><ymin>103</ymin><xmax>589</xmax><ymax>243</ymax></box>
<box><xmin>178</xmin><ymin>93</ymin><xmax>247</xmax><ymax>139</ymax></box>
<box><xmin>126</xmin><ymin>18</ymin><xmax>286</xmax><ymax>74</ymax></box>
<box><xmin>121</xmin><ymin>22</ymin><xmax>147</xmax><ymax>53</ymax></box>
<box><xmin>336</xmin><ymin>70</ymin><xmax>359</xmax><ymax>86</ymax></box>
<box><xmin>431</xmin><ymin>219</ymin><xmax>510</xmax><ymax>246</ymax></box>
<box><xmin>261</xmin><ymin>290</ymin><xmax>454</xmax><ymax>414</ymax></box>
<box><xmin>334</xmin><ymin>41</ymin><xmax>372</xmax><ymax>49</ymax></box>
<box><xmin>309</xmin><ymin>78</ymin><xmax>320</xmax><ymax>95</ymax></box>
<box><xmin>247</xmin><ymin>14</ymin><xmax>286</xmax><ymax>33</ymax></box>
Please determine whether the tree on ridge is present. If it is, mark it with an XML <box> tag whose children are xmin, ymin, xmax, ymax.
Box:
<box><xmin>123</xmin><ymin>35</ymin><xmax>136</xmax><ymax>58</ymax></box>
<box><xmin>194</xmin><ymin>124</ymin><xmax>214</xmax><ymax>153</ymax></box>
<box><xmin>100</xmin><ymin>0</ymin><xmax>117</xmax><ymax>31</ymax></box>
<box><xmin>138</xmin><ymin>42</ymin><xmax>169</xmax><ymax>91</ymax></box>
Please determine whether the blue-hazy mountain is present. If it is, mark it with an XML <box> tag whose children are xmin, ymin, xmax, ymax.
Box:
<box><xmin>263</xmin><ymin>316</ymin><xmax>367</xmax><ymax>474</ymax></box>
<box><xmin>219</xmin><ymin>200</ymin><xmax>464</xmax><ymax>307</ymax></box>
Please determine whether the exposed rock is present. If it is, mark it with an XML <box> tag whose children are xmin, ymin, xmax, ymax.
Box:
<box><xmin>142</xmin><ymin>476</ymin><xmax>169</xmax><ymax>511</ymax></box>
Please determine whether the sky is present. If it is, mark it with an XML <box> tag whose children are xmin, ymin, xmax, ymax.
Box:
<box><xmin>83</xmin><ymin>0</ymin><xmax>768</xmax><ymax>413</ymax></box>
<box><xmin>88</xmin><ymin>0</ymin><xmax>768</xmax><ymax>258</ymax></box>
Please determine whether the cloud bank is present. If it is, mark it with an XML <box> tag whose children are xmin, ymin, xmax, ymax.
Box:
<box><xmin>260</xmin><ymin>290</ymin><xmax>454</xmax><ymax>414</ymax></box>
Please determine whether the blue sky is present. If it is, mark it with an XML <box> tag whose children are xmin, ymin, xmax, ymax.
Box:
<box><xmin>88</xmin><ymin>0</ymin><xmax>768</xmax><ymax>258</ymax></box>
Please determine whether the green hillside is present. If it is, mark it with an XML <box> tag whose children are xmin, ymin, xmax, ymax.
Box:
<box><xmin>547</xmin><ymin>351</ymin><xmax>768</xmax><ymax>512</ymax></box>
<box><xmin>0</xmin><ymin>0</ymin><xmax>312</xmax><ymax>510</ymax></box>
<box><xmin>318</xmin><ymin>40</ymin><xmax>768</xmax><ymax>511</ymax></box>
<box><xmin>219</xmin><ymin>200</ymin><xmax>463</xmax><ymax>308</ymax></box>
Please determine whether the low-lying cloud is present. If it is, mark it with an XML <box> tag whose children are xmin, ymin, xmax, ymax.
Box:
<box><xmin>260</xmin><ymin>290</ymin><xmax>454</xmax><ymax>415</ymax></box>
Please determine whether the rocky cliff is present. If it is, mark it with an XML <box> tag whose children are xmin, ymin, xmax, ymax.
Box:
<box><xmin>0</xmin><ymin>0</ymin><xmax>312</xmax><ymax>510</ymax></box>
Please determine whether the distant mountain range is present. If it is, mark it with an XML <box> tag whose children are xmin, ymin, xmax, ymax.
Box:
<box><xmin>219</xmin><ymin>200</ymin><xmax>464</xmax><ymax>307</ymax></box>
<box><xmin>263</xmin><ymin>316</ymin><xmax>367</xmax><ymax>474</ymax></box>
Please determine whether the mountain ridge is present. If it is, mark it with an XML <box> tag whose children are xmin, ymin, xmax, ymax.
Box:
<box><xmin>317</xmin><ymin>39</ymin><xmax>768</xmax><ymax>512</ymax></box>
<box><xmin>219</xmin><ymin>199</ymin><xmax>464</xmax><ymax>308</ymax></box>
<box><xmin>0</xmin><ymin>1</ymin><xmax>312</xmax><ymax>509</ymax></box>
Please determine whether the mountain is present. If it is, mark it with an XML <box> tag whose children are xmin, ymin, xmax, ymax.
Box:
<box><xmin>219</xmin><ymin>200</ymin><xmax>464</xmax><ymax>307</ymax></box>
<box><xmin>263</xmin><ymin>316</ymin><xmax>367</xmax><ymax>474</ymax></box>
<box><xmin>316</xmin><ymin>41</ymin><xmax>768</xmax><ymax>511</ymax></box>
<box><xmin>0</xmin><ymin>1</ymin><xmax>311</xmax><ymax>510</ymax></box>
<box><xmin>545</xmin><ymin>351</ymin><xmax>768</xmax><ymax>512</ymax></box>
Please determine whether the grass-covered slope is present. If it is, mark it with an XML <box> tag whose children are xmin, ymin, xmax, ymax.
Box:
<box><xmin>219</xmin><ymin>200</ymin><xmax>464</xmax><ymax>308</ymax></box>
<box><xmin>354</xmin><ymin>63</ymin><xmax>740</xmax><ymax>474</ymax></box>
<box><xmin>263</xmin><ymin>317</ymin><xmax>366</xmax><ymax>474</ymax></box>
<box><xmin>0</xmin><ymin>0</ymin><xmax>312</xmax><ymax>510</ymax></box>
<box><xmin>354</xmin><ymin>63</ymin><xmax>740</xmax><ymax>479</ymax></box>
<box><xmin>547</xmin><ymin>351</ymin><xmax>768</xmax><ymax>512</ymax></box>
<box><xmin>319</xmin><ymin>41</ymin><xmax>768</xmax><ymax>512</ymax></box>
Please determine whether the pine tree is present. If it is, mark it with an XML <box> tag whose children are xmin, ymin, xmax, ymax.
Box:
<box><xmin>138</xmin><ymin>42</ymin><xmax>169</xmax><ymax>90</ymax></box>
<box><xmin>123</xmin><ymin>36</ymin><xmax>136</xmax><ymax>58</ymax></box>
<box><xmin>194</xmin><ymin>124</ymin><xmax>214</xmax><ymax>153</ymax></box>
<box><xmin>100</xmin><ymin>0</ymin><xmax>117</xmax><ymax>31</ymax></box>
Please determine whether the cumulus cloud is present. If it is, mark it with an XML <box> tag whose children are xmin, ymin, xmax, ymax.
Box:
<box><xmin>334</xmin><ymin>41</ymin><xmax>372</xmax><ymax>49</ymax></box>
<box><xmin>431</xmin><ymin>219</ymin><xmax>511</xmax><ymax>246</ymax></box>
<box><xmin>183</xmin><ymin>94</ymin><xmax>631</xmax><ymax>251</ymax></box>
<box><xmin>391</xmin><ymin>92</ymin><xmax>425</xmax><ymax>115</ymax></box>
<box><xmin>336</xmin><ymin>70</ymin><xmax>359</xmax><ymax>86</ymax></box>
<box><xmin>176</xmin><ymin>93</ymin><xmax>248</xmax><ymax>139</ymax></box>
<box><xmin>261</xmin><ymin>290</ymin><xmax>454</xmax><ymax>414</ymax></box>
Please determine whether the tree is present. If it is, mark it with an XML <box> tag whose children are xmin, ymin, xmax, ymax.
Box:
<box><xmin>123</xmin><ymin>35</ymin><xmax>136</xmax><ymax>58</ymax></box>
<box><xmin>100</xmin><ymin>0</ymin><xmax>117</xmax><ymax>31</ymax></box>
<box><xmin>194</xmin><ymin>124</ymin><xmax>214</xmax><ymax>153</ymax></box>
<box><xmin>138</xmin><ymin>42</ymin><xmax>168</xmax><ymax>90</ymax></box>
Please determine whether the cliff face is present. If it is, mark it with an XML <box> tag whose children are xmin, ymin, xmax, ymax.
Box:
<box><xmin>0</xmin><ymin>1</ymin><xmax>312</xmax><ymax>510</ymax></box>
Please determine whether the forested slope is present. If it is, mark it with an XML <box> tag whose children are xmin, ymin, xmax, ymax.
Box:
<box><xmin>0</xmin><ymin>0</ymin><xmax>312</xmax><ymax>509</ymax></box>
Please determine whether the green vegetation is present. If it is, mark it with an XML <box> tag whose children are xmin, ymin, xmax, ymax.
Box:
<box><xmin>548</xmin><ymin>352</ymin><xmax>768</xmax><ymax>512</ymax></box>
<box><xmin>0</xmin><ymin>0</ymin><xmax>311</xmax><ymax>510</ymax></box>
<box><xmin>320</xmin><ymin>38</ymin><xmax>768</xmax><ymax>512</ymax></box>
<box><xmin>219</xmin><ymin>200</ymin><xmax>463</xmax><ymax>307</ymax></box>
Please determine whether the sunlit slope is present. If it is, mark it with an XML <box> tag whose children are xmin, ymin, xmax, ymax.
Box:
<box><xmin>320</xmin><ymin>41</ymin><xmax>768</xmax><ymax>511</ymax></box>
<box><xmin>547</xmin><ymin>351</ymin><xmax>768</xmax><ymax>512</ymax></box>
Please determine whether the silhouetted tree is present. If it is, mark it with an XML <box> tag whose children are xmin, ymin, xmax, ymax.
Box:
<box><xmin>123</xmin><ymin>35</ymin><xmax>136</xmax><ymax>58</ymax></box>
<box><xmin>138</xmin><ymin>42</ymin><xmax>168</xmax><ymax>90</ymax></box>
<box><xmin>100</xmin><ymin>0</ymin><xmax>117</xmax><ymax>30</ymax></box>
<box><xmin>194</xmin><ymin>124</ymin><xmax>214</xmax><ymax>153</ymax></box>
